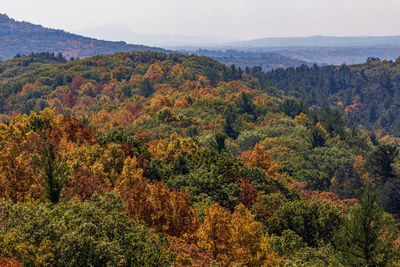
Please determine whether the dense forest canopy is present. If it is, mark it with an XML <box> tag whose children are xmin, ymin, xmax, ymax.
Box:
<box><xmin>0</xmin><ymin>51</ymin><xmax>400</xmax><ymax>266</ymax></box>
<box><xmin>250</xmin><ymin>57</ymin><xmax>400</xmax><ymax>137</ymax></box>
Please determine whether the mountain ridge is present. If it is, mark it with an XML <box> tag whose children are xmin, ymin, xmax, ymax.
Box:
<box><xmin>0</xmin><ymin>13</ymin><xmax>166</xmax><ymax>60</ymax></box>
<box><xmin>230</xmin><ymin>35</ymin><xmax>400</xmax><ymax>48</ymax></box>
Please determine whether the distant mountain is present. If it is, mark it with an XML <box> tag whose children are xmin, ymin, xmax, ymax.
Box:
<box><xmin>232</xmin><ymin>35</ymin><xmax>400</xmax><ymax>48</ymax></box>
<box><xmin>0</xmin><ymin>14</ymin><xmax>166</xmax><ymax>60</ymax></box>
<box><xmin>76</xmin><ymin>25</ymin><xmax>237</xmax><ymax>47</ymax></box>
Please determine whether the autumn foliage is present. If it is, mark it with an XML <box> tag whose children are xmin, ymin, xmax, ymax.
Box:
<box><xmin>240</xmin><ymin>143</ymin><xmax>280</xmax><ymax>178</ymax></box>
<box><xmin>1</xmin><ymin>51</ymin><xmax>400</xmax><ymax>266</ymax></box>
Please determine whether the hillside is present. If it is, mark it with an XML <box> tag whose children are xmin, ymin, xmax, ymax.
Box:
<box><xmin>259</xmin><ymin>57</ymin><xmax>400</xmax><ymax>136</ymax></box>
<box><xmin>0</xmin><ymin>14</ymin><xmax>165</xmax><ymax>60</ymax></box>
<box><xmin>0</xmin><ymin>51</ymin><xmax>400</xmax><ymax>266</ymax></box>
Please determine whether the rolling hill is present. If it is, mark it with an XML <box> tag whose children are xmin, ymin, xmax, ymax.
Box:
<box><xmin>0</xmin><ymin>49</ymin><xmax>399</xmax><ymax>266</ymax></box>
<box><xmin>258</xmin><ymin>57</ymin><xmax>400</xmax><ymax>135</ymax></box>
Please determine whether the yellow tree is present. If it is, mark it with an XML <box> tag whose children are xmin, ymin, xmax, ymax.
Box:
<box><xmin>115</xmin><ymin>156</ymin><xmax>144</xmax><ymax>190</ymax></box>
<box><xmin>197</xmin><ymin>203</ymin><xmax>282</xmax><ymax>266</ymax></box>
<box><xmin>230</xmin><ymin>204</ymin><xmax>281</xmax><ymax>266</ymax></box>
<box><xmin>294</xmin><ymin>112</ymin><xmax>312</xmax><ymax>128</ymax></box>
<box><xmin>196</xmin><ymin>203</ymin><xmax>232</xmax><ymax>265</ymax></box>
<box><xmin>168</xmin><ymin>189</ymin><xmax>199</xmax><ymax>239</ymax></box>
<box><xmin>0</xmin><ymin>114</ymin><xmax>29</xmax><ymax>148</ymax></box>
<box><xmin>0</xmin><ymin>141</ymin><xmax>43</xmax><ymax>202</ymax></box>
<box><xmin>230</xmin><ymin>204</ymin><xmax>264</xmax><ymax>264</ymax></box>
<box><xmin>100</xmin><ymin>143</ymin><xmax>126</xmax><ymax>187</ymax></box>
<box><xmin>148</xmin><ymin>134</ymin><xmax>198</xmax><ymax>164</ymax></box>
<box><xmin>0</xmin><ymin>113</ymin><xmax>48</xmax><ymax>202</ymax></box>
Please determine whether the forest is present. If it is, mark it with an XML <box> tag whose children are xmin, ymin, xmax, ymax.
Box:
<box><xmin>253</xmin><ymin>57</ymin><xmax>400</xmax><ymax>136</ymax></box>
<box><xmin>0</xmin><ymin>51</ymin><xmax>400</xmax><ymax>266</ymax></box>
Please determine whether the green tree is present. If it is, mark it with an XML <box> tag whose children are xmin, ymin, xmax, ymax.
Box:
<box><xmin>316</xmin><ymin>106</ymin><xmax>345</xmax><ymax>136</ymax></box>
<box><xmin>0</xmin><ymin>193</ymin><xmax>172</xmax><ymax>266</ymax></box>
<box><xmin>35</xmin><ymin>143</ymin><xmax>69</xmax><ymax>204</ymax></box>
<box><xmin>222</xmin><ymin>106</ymin><xmax>239</xmax><ymax>139</ymax></box>
<box><xmin>268</xmin><ymin>200</ymin><xmax>341</xmax><ymax>247</ymax></box>
<box><xmin>236</xmin><ymin>92</ymin><xmax>257</xmax><ymax>118</ymax></box>
<box><xmin>139</xmin><ymin>79</ymin><xmax>154</xmax><ymax>98</ymax></box>
<box><xmin>280</xmin><ymin>99</ymin><xmax>308</xmax><ymax>118</ymax></box>
<box><xmin>367</xmin><ymin>143</ymin><xmax>399</xmax><ymax>185</ymax></box>
<box><xmin>211</xmin><ymin>132</ymin><xmax>227</xmax><ymax>153</ymax></box>
<box><xmin>335</xmin><ymin>187</ymin><xmax>399</xmax><ymax>266</ymax></box>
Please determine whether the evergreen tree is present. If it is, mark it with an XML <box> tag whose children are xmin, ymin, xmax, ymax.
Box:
<box><xmin>316</xmin><ymin>106</ymin><xmax>345</xmax><ymax>136</ymax></box>
<box><xmin>35</xmin><ymin>144</ymin><xmax>69</xmax><ymax>204</ymax></box>
<box><xmin>212</xmin><ymin>133</ymin><xmax>227</xmax><ymax>153</ymax></box>
<box><xmin>222</xmin><ymin>106</ymin><xmax>239</xmax><ymax>139</ymax></box>
<box><xmin>236</xmin><ymin>92</ymin><xmax>257</xmax><ymax>118</ymax></box>
<box><xmin>139</xmin><ymin>79</ymin><xmax>154</xmax><ymax>98</ymax></box>
<box><xmin>335</xmin><ymin>187</ymin><xmax>399</xmax><ymax>266</ymax></box>
<box><xmin>280</xmin><ymin>99</ymin><xmax>308</xmax><ymax>118</ymax></box>
<box><xmin>367</xmin><ymin>143</ymin><xmax>398</xmax><ymax>185</ymax></box>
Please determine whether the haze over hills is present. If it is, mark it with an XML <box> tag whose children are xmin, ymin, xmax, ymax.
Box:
<box><xmin>181</xmin><ymin>36</ymin><xmax>400</xmax><ymax>66</ymax></box>
<box><xmin>2</xmin><ymin>13</ymin><xmax>400</xmax><ymax>68</ymax></box>
<box><xmin>0</xmin><ymin>14</ymin><xmax>165</xmax><ymax>60</ymax></box>
<box><xmin>269</xmin><ymin>46</ymin><xmax>400</xmax><ymax>65</ymax></box>
<box><xmin>75</xmin><ymin>24</ymin><xmax>237</xmax><ymax>47</ymax></box>
<box><xmin>76</xmin><ymin>24</ymin><xmax>400</xmax><ymax>66</ymax></box>
<box><xmin>230</xmin><ymin>35</ymin><xmax>400</xmax><ymax>48</ymax></box>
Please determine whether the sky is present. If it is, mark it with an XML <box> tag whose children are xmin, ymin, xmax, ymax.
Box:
<box><xmin>2</xmin><ymin>0</ymin><xmax>400</xmax><ymax>40</ymax></box>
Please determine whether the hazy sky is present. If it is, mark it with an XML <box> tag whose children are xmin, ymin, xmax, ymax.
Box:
<box><xmin>2</xmin><ymin>0</ymin><xmax>400</xmax><ymax>39</ymax></box>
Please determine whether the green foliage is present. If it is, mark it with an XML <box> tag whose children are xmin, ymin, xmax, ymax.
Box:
<box><xmin>283</xmin><ymin>244</ymin><xmax>344</xmax><ymax>267</ymax></box>
<box><xmin>268</xmin><ymin>200</ymin><xmax>342</xmax><ymax>247</ymax></box>
<box><xmin>367</xmin><ymin>143</ymin><xmax>399</xmax><ymax>185</ymax></box>
<box><xmin>235</xmin><ymin>92</ymin><xmax>258</xmax><ymax>118</ymax></box>
<box><xmin>280</xmin><ymin>99</ymin><xmax>308</xmax><ymax>118</ymax></box>
<box><xmin>167</xmin><ymin>167</ymin><xmax>241</xmax><ymax>210</ymax></box>
<box><xmin>139</xmin><ymin>79</ymin><xmax>155</xmax><ymax>98</ymax></box>
<box><xmin>210</xmin><ymin>132</ymin><xmax>227</xmax><ymax>153</ymax></box>
<box><xmin>270</xmin><ymin>229</ymin><xmax>304</xmax><ymax>257</ymax></box>
<box><xmin>264</xmin><ymin>61</ymin><xmax>400</xmax><ymax>136</ymax></box>
<box><xmin>307</xmin><ymin>126</ymin><xmax>326</xmax><ymax>148</ymax></box>
<box><xmin>222</xmin><ymin>105</ymin><xmax>240</xmax><ymax>139</ymax></box>
<box><xmin>34</xmin><ymin>144</ymin><xmax>69</xmax><ymax>204</ymax></box>
<box><xmin>0</xmin><ymin>49</ymin><xmax>399</xmax><ymax>266</ymax></box>
<box><xmin>314</xmin><ymin>106</ymin><xmax>345</xmax><ymax>136</ymax></box>
<box><xmin>335</xmin><ymin>187</ymin><xmax>399</xmax><ymax>267</ymax></box>
<box><xmin>0</xmin><ymin>193</ymin><xmax>172</xmax><ymax>266</ymax></box>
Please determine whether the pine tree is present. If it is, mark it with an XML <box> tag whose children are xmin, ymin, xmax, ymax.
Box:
<box><xmin>335</xmin><ymin>187</ymin><xmax>399</xmax><ymax>266</ymax></box>
<box><xmin>139</xmin><ymin>79</ymin><xmax>154</xmax><ymax>98</ymax></box>
<box><xmin>367</xmin><ymin>143</ymin><xmax>398</xmax><ymax>185</ymax></box>
<box><xmin>36</xmin><ymin>143</ymin><xmax>69</xmax><ymax>204</ymax></box>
